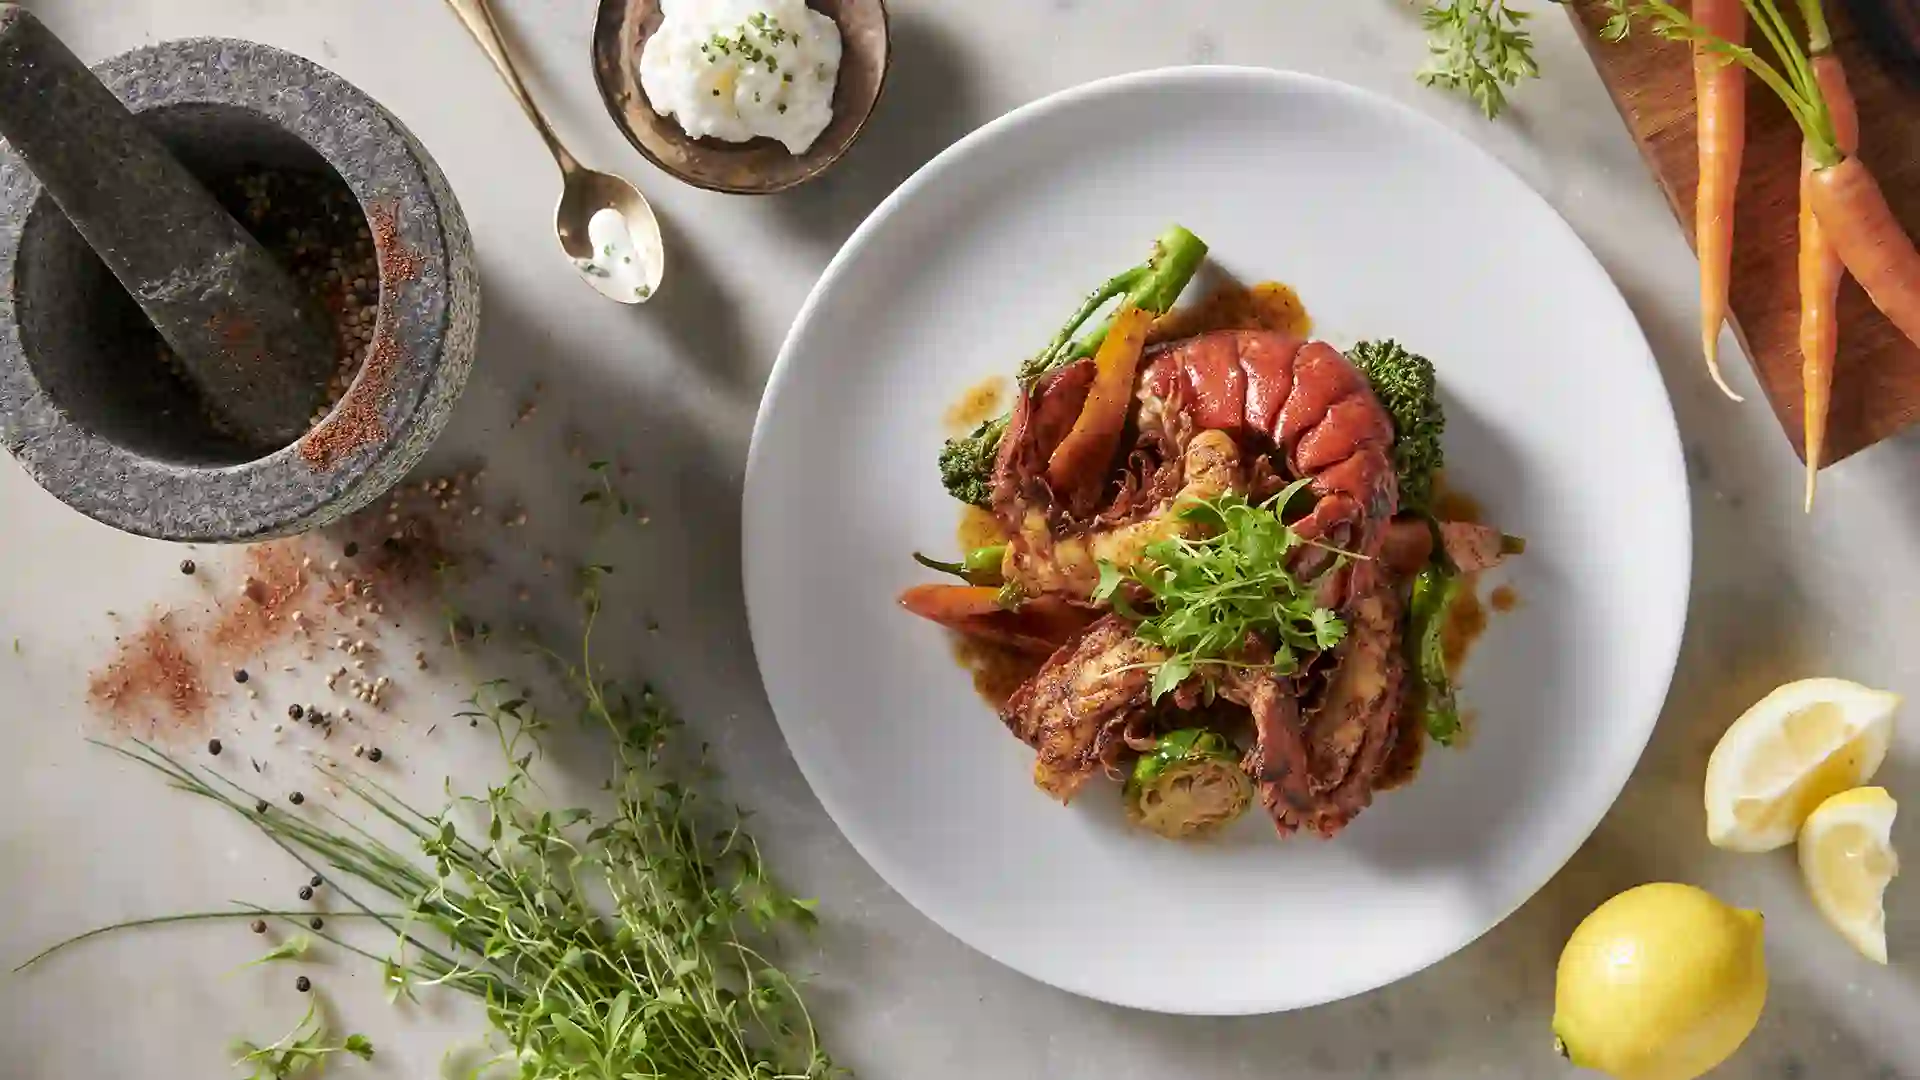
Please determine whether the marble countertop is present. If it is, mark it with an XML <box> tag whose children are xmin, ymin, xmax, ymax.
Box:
<box><xmin>2</xmin><ymin>1</ymin><xmax>1916</xmax><ymax>1077</ymax></box>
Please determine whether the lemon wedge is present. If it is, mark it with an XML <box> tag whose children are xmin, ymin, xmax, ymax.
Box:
<box><xmin>1704</xmin><ymin>678</ymin><xmax>1898</xmax><ymax>852</ymax></box>
<box><xmin>1799</xmin><ymin>787</ymin><xmax>1900</xmax><ymax>963</ymax></box>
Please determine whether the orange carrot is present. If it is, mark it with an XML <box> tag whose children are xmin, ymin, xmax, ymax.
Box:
<box><xmin>1694</xmin><ymin>0</ymin><xmax>1748</xmax><ymax>402</ymax></box>
<box><xmin>1798</xmin><ymin>52</ymin><xmax>1859</xmax><ymax>511</ymax></box>
<box><xmin>897</xmin><ymin>585</ymin><xmax>1093</xmax><ymax>656</ymax></box>
<box><xmin>1046</xmin><ymin>303</ymin><xmax>1153</xmax><ymax>503</ymax></box>
<box><xmin>899</xmin><ymin>584</ymin><xmax>1004</xmax><ymax>621</ymax></box>
<box><xmin>1622</xmin><ymin>0</ymin><xmax>1920</xmax><ymax>489</ymax></box>
<box><xmin>1809</xmin><ymin>158</ymin><xmax>1920</xmax><ymax>352</ymax></box>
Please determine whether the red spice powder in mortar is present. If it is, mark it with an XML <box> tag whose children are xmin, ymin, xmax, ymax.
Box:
<box><xmin>299</xmin><ymin>202</ymin><xmax>421</xmax><ymax>471</ymax></box>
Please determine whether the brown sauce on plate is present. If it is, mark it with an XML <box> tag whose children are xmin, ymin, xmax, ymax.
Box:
<box><xmin>1430</xmin><ymin>482</ymin><xmax>1483</xmax><ymax>526</ymax></box>
<box><xmin>1150</xmin><ymin>279</ymin><xmax>1312</xmax><ymax>342</ymax></box>
<box><xmin>956</xmin><ymin>505</ymin><xmax>1008</xmax><ymax>552</ymax></box>
<box><xmin>951</xmin><ymin>637</ymin><xmax>1043</xmax><ymax>711</ymax></box>
<box><xmin>944</xmin><ymin>375</ymin><xmax>1007</xmax><ymax>435</ymax></box>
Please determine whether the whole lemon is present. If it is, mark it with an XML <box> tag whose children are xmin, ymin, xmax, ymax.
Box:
<box><xmin>1553</xmin><ymin>883</ymin><xmax>1767</xmax><ymax>1080</ymax></box>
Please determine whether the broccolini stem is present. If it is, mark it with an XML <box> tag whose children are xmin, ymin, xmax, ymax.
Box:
<box><xmin>1407</xmin><ymin>564</ymin><xmax>1463</xmax><ymax>746</ymax></box>
<box><xmin>1071</xmin><ymin>225</ymin><xmax>1210</xmax><ymax>360</ymax></box>
<box><xmin>1018</xmin><ymin>225</ymin><xmax>1209</xmax><ymax>385</ymax></box>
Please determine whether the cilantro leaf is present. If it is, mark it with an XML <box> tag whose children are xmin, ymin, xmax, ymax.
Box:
<box><xmin>1416</xmin><ymin>0</ymin><xmax>1542</xmax><ymax>120</ymax></box>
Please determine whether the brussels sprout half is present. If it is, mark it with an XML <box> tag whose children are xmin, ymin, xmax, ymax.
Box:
<box><xmin>1123</xmin><ymin>729</ymin><xmax>1253</xmax><ymax>840</ymax></box>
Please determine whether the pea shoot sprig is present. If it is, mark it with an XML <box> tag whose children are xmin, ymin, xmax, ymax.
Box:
<box><xmin>1416</xmin><ymin>0</ymin><xmax>1543</xmax><ymax>119</ymax></box>
<box><xmin>1093</xmin><ymin>484</ymin><xmax>1350</xmax><ymax>702</ymax></box>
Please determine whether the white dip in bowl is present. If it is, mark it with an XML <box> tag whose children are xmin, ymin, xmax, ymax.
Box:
<box><xmin>638</xmin><ymin>0</ymin><xmax>843</xmax><ymax>155</ymax></box>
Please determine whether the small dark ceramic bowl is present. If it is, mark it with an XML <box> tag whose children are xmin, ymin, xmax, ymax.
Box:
<box><xmin>591</xmin><ymin>0</ymin><xmax>890</xmax><ymax>195</ymax></box>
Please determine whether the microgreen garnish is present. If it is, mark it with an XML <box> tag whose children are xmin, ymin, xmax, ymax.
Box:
<box><xmin>231</xmin><ymin>1001</ymin><xmax>372</xmax><ymax>1080</ymax></box>
<box><xmin>1416</xmin><ymin>1</ymin><xmax>1541</xmax><ymax>119</ymax></box>
<box><xmin>1092</xmin><ymin>484</ymin><xmax>1348</xmax><ymax>702</ymax></box>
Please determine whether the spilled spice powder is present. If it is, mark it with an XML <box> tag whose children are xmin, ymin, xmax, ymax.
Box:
<box><xmin>83</xmin><ymin>466</ymin><xmax>486</xmax><ymax>745</ymax></box>
<box><xmin>88</xmin><ymin>615</ymin><xmax>210</xmax><ymax>735</ymax></box>
<box><xmin>209</xmin><ymin>541</ymin><xmax>316</xmax><ymax>659</ymax></box>
<box><xmin>299</xmin><ymin>202</ymin><xmax>420</xmax><ymax>471</ymax></box>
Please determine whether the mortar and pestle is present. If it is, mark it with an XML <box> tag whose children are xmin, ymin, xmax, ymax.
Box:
<box><xmin>0</xmin><ymin>6</ymin><xmax>479</xmax><ymax>541</ymax></box>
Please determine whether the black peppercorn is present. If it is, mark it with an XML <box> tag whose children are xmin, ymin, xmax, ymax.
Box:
<box><xmin>295</xmin><ymin>976</ymin><xmax>311</xmax><ymax>993</ymax></box>
<box><xmin>310</xmin><ymin>875</ymin><xmax>323</xmax><ymax>888</ymax></box>
<box><xmin>298</xmin><ymin>885</ymin><xmax>314</xmax><ymax>901</ymax></box>
<box><xmin>233</xmin><ymin>669</ymin><xmax>249</xmax><ymax>684</ymax></box>
<box><xmin>250</xmin><ymin>919</ymin><xmax>267</xmax><ymax>934</ymax></box>
<box><xmin>289</xmin><ymin>791</ymin><xmax>305</xmax><ymax>805</ymax></box>
<box><xmin>207</xmin><ymin>738</ymin><xmax>222</xmax><ymax>756</ymax></box>
<box><xmin>179</xmin><ymin>559</ymin><xmax>196</xmax><ymax>575</ymax></box>
<box><xmin>254</xmin><ymin>799</ymin><xmax>269</xmax><ymax>814</ymax></box>
<box><xmin>288</xmin><ymin>704</ymin><xmax>304</xmax><ymax>720</ymax></box>
<box><xmin>343</xmin><ymin>541</ymin><xmax>360</xmax><ymax>557</ymax></box>
<box><xmin>366</xmin><ymin>747</ymin><xmax>384</xmax><ymax>763</ymax></box>
<box><xmin>309</xmin><ymin>916</ymin><xmax>324</xmax><ymax>931</ymax></box>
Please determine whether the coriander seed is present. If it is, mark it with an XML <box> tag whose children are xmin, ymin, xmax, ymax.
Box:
<box><xmin>250</xmin><ymin>919</ymin><xmax>267</xmax><ymax>934</ymax></box>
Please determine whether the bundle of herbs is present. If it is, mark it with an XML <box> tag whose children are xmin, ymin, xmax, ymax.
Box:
<box><xmin>23</xmin><ymin>575</ymin><xmax>834</xmax><ymax>1080</ymax></box>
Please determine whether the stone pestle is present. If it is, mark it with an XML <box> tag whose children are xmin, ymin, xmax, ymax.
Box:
<box><xmin>0</xmin><ymin>5</ymin><xmax>335</xmax><ymax>449</ymax></box>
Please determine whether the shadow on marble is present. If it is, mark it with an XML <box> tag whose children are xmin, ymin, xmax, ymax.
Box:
<box><xmin>765</xmin><ymin>11</ymin><xmax>978</xmax><ymax>251</ymax></box>
<box><xmin>650</xmin><ymin>208</ymin><xmax>763</xmax><ymax>399</ymax></box>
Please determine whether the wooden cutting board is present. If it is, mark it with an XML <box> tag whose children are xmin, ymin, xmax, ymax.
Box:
<box><xmin>1566</xmin><ymin>1</ymin><xmax>1920</xmax><ymax>463</ymax></box>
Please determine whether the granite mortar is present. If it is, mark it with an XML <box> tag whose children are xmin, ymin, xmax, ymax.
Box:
<box><xmin>0</xmin><ymin>37</ymin><xmax>480</xmax><ymax>541</ymax></box>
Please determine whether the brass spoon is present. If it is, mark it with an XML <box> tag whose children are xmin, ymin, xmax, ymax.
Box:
<box><xmin>444</xmin><ymin>0</ymin><xmax>665</xmax><ymax>304</ymax></box>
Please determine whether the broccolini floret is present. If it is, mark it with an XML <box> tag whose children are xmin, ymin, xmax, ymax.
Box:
<box><xmin>1349</xmin><ymin>339</ymin><xmax>1446</xmax><ymax>514</ymax></box>
<box><xmin>938</xmin><ymin>414</ymin><xmax>1008</xmax><ymax>509</ymax></box>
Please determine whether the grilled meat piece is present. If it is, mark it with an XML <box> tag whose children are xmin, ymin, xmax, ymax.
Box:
<box><xmin>1227</xmin><ymin>584</ymin><xmax>1406</xmax><ymax>837</ymax></box>
<box><xmin>1001</xmin><ymin>614</ymin><xmax>1166</xmax><ymax>801</ymax></box>
<box><xmin>1436</xmin><ymin>520</ymin><xmax>1515</xmax><ymax>575</ymax></box>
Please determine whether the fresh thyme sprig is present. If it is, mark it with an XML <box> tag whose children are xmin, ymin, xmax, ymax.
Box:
<box><xmin>1093</xmin><ymin>484</ymin><xmax>1349</xmax><ymax>702</ymax></box>
<box><xmin>1416</xmin><ymin>0</ymin><xmax>1543</xmax><ymax>119</ymax></box>
<box><xmin>23</xmin><ymin>578</ymin><xmax>834</xmax><ymax>1080</ymax></box>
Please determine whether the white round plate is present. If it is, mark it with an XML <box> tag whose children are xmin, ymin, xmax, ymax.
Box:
<box><xmin>744</xmin><ymin>67</ymin><xmax>1689</xmax><ymax>1014</ymax></box>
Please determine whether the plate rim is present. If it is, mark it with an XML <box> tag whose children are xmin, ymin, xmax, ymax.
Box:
<box><xmin>744</xmin><ymin>63</ymin><xmax>1693</xmax><ymax>1014</ymax></box>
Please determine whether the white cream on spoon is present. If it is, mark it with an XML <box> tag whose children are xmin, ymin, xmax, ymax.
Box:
<box><xmin>573</xmin><ymin>206</ymin><xmax>664</xmax><ymax>304</ymax></box>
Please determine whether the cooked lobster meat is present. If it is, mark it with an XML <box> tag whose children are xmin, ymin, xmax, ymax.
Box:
<box><xmin>995</xmin><ymin>330</ymin><xmax>1398</xmax><ymax>610</ymax></box>
<box><xmin>904</xmin><ymin>237</ymin><xmax>1519</xmax><ymax>844</ymax></box>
